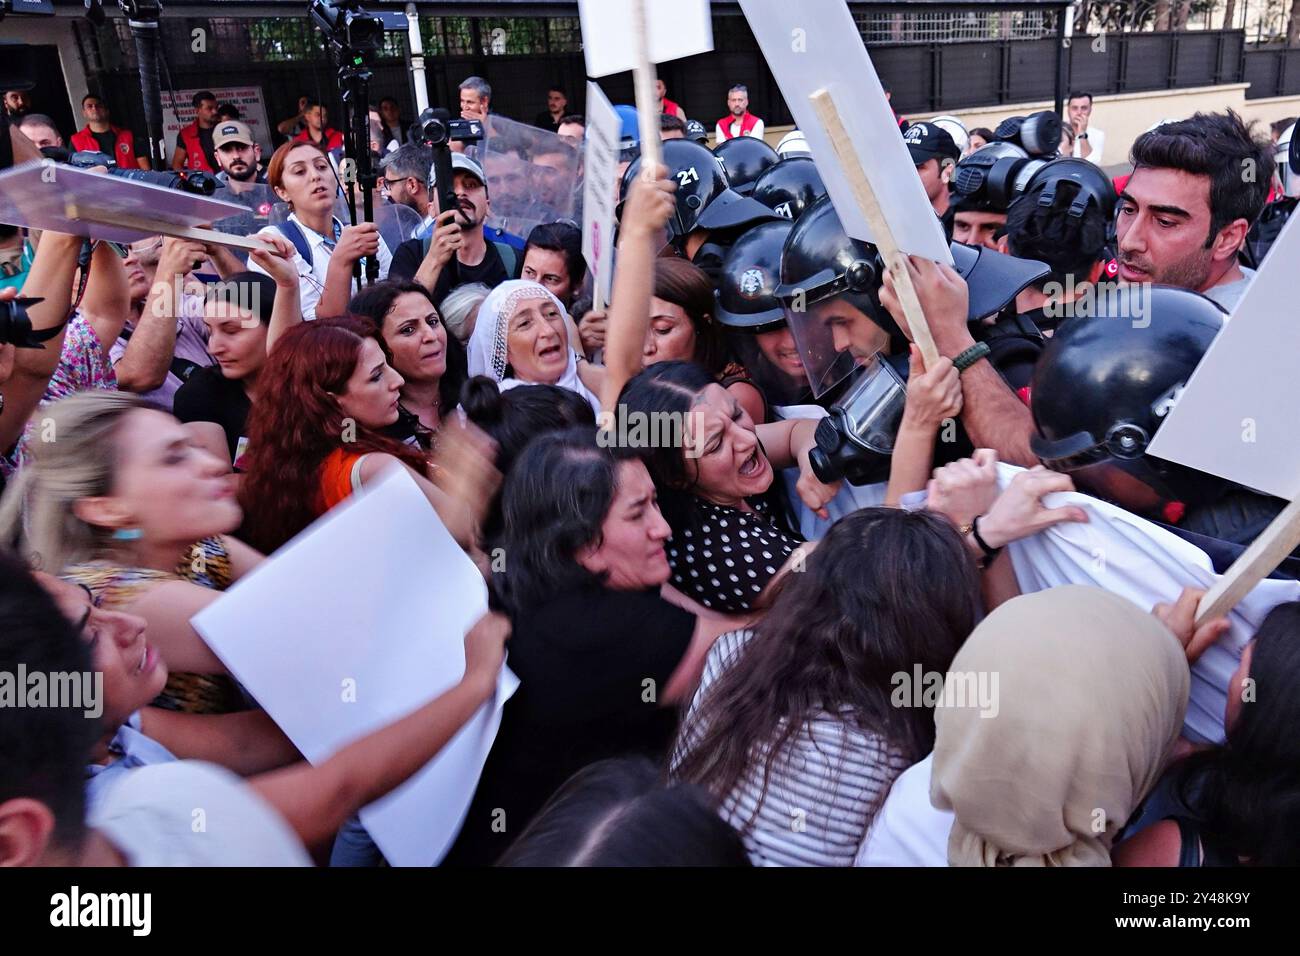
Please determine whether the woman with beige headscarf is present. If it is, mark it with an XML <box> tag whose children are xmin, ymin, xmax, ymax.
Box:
<box><xmin>856</xmin><ymin>585</ymin><xmax>1192</xmax><ymax>866</ymax></box>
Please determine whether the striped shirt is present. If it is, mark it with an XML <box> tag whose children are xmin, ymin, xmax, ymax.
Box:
<box><xmin>673</xmin><ymin>629</ymin><xmax>912</xmax><ymax>867</ymax></box>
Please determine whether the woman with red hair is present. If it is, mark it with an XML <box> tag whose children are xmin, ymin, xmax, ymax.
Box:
<box><xmin>238</xmin><ymin>317</ymin><xmax>495</xmax><ymax>556</ymax></box>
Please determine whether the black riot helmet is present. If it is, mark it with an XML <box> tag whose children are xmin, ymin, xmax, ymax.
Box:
<box><xmin>751</xmin><ymin>156</ymin><xmax>826</xmax><ymax>221</ymax></box>
<box><xmin>620</xmin><ymin>138</ymin><xmax>777</xmax><ymax>241</ymax></box>
<box><xmin>715</xmin><ymin>220</ymin><xmax>814</xmax><ymax>408</ymax></box>
<box><xmin>1030</xmin><ymin>285</ymin><xmax>1229</xmax><ymax>507</ymax></box>
<box><xmin>1020</xmin><ymin>157</ymin><xmax>1118</xmax><ymax>224</ymax></box>
<box><xmin>777</xmin><ymin>194</ymin><xmax>1050</xmax><ymax>395</ymax></box>
<box><xmin>712</xmin><ymin>135</ymin><xmax>779</xmax><ymax>195</ymax></box>
<box><xmin>715</xmin><ymin>219</ymin><xmax>793</xmax><ymax>330</ymax></box>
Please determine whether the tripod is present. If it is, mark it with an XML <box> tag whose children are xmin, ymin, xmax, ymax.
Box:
<box><xmin>336</xmin><ymin>52</ymin><xmax>379</xmax><ymax>285</ymax></box>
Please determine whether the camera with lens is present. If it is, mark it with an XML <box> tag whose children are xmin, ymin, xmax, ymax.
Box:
<box><xmin>309</xmin><ymin>0</ymin><xmax>383</xmax><ymax>53</ymax></box>
<box><xmin>412</xmin><ymin>108</ymin><xmax>483</xmax><ymax>150</ymax></box>
<box><xmin>0</xmin><ymin>295</ymin><xmax>60</xmax><ymax>349</ymax></box>
<box><xmin>40</xmin><ymin>146</ymin><xmax>218</xmax><ymax>195</ymax></box>
<box><xmin>806</xmin><ymin>354</ymin><xmax>909</xmax><ymax>486</ymax></box>
<box><xmin>412</xmin><ymin>107</ymin><xmax>484</xmax><ymax>223</ymax></box>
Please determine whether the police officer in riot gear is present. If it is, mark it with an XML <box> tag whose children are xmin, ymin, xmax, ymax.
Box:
<box><xmin>712</xmin><ymin>135</ymin><xmax>779</xmax><ymax>195</ymax></box>
<box><xmin>983</xmin><ymin>157</ymin><xmax>1119</xmax><ymax>388</ymax></box>
<box><xmin>776</xmin><ymin>194</ymin><xmax>1048</xmax><ymax>484</ymax></box>
<box><xmin>750</xmin><ymin>156</ymin><xmax>826</xmax><ymax>221</ymax></box>
<box><xmin>620</xmin><ymin>138</ymin><xmax>778</xmax><ymax>281</ymax></box>
<box><xmin>714</xmin><ymin>219</ymin><xmax>811</xmax><ymax>413</ymax></box>
<box><xmin>1030</xmin><ymin>284</ymin><xmax>1295</xmax><ymax>571</ymax></box>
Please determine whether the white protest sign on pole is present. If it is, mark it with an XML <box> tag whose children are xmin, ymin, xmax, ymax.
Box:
<box><xmin>579</xmin><ymin>0</ymin><xmax>713</xmax><ymax>174</ymax></box>
<box><xmin>1145</xmin><ymin>213</ymin><xmax>1300</xmax><ymax>622</ymax></box>
<box><xmin>162</xmin><ymin>86</ymin><xmax>274</xmax><ymax>154</ymax></box>
<box><xmin>582</xmin><ymin>82</ymin><xmax>620</xmax><ymax>312</ymax></box>
<box><xmin>192</xmin><ymin>467</ymin><xmax>518</xmax><ymax>867</ymax></box>
<box><xmin>738</xmin><ymin>0</ymin><xmax>951</xmax><ymax>266</ymax></box>
<box><xmin>577</xmin><ymin>0</ymin><xmax>713</xmax><ymax>79</ymax></box>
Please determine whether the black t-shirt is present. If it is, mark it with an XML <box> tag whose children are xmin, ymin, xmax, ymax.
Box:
<box><xmin>90</xmin><ymin>128</ymin><xmax>118</xmax><ymax>157</ymax></box>
<box><xmin>173</xmin><ymin>365</ymin><xmax>253</xmax><ymax>467</ymax></box>
<box><xmin>441</xmin><ymin>584</ymin><xmax>695</xmax><ymax>866</ymax></box>
<box><xmin>388</xmin><ymin>234</ymin><xmax>510</xmax><ymax>308</ymax></box>
<box><xmin>533</xmin><ymin>111</ymin><xmax>562</xmax><ymax>133</ymax></box>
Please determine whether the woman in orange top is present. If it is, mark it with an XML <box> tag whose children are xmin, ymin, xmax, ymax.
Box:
<box><xmin>238</xmin><ymin>317</ymin><xmax>495</xmax><ymax>556</ymax></box>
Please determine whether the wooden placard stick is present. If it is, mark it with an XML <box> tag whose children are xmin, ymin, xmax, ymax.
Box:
<box><xmin>1196</xmin><ymin>497</ymin><xmax>1300</xmax><ymax>625</ymax></box>
<box><xmin>808</xmin><ymin>87</ymin><xmax>941</xmax><ymax>369</ymax></box>
<box><xmin>630</xmin><ymin>0</ymin><xmax>663</xmax><ymax>176</ymax></box>
<box><xmin>63</xmin><ymin>201</ymin><xmax>275</xmax><ymax>253</ymax></box>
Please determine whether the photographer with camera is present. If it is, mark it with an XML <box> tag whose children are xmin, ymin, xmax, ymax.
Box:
<box><xmin>389</xmin><ymin>153</ymin><xmax>517</xmax><ymax>307</ymax></box>
<box><xmin>247</xmin><ymin>141</ymin><xmax>392</xmax><ymax>321</ymax></box>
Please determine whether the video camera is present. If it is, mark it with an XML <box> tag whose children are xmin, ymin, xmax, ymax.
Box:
<box><xmin>39</xmin><ymin>146</ymin><xmax>218</xmax><ymax>196</ymax></box>
<box><xmin>309</xmin><ymin>0</ymin><xmax>383</xmax><ymax>54</ymax></box>
<box><xmin>950</xmin><ymin>110</ymin><xmax>1063</xmax><ymax>214</ymax></box>
<box><xmin>411</xmin><ymin>107</ymin><xmax>484</xmax><ymax>225</ymax></box>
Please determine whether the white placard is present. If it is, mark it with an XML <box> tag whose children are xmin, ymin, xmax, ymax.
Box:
<box><xmin>738</xmin><ymin>0</ymin><xmax>952</xmax><ymax>264</ymax></box>
<box><xmin>192</xmin><ymin>467</ymin><xmax>517</xmax><ymax>867</ymax></box>
<box><xmin>581</xmin><ymin>82</ymin><xmax>620</xmax><ymax>310</ymax></box>
<box><xmin>1146</xmin><ymin>214</ymin><xmax>1300</xmax><ymax>501</ymax></box>
<box><xmin>162</xmin><ymin>86</ymin><xmax>274</xmax><ymax>155</ymax></box>
<box><xmin>578</xmin><ymin>0</ymin><xmax>713</xmax><ymax>78</ymax></box>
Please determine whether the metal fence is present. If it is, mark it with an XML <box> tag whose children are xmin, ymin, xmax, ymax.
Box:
<box><xmin>73</xmin><ymin>10</ymin><xmax>1296</xmax><ymax>145</ymax></box>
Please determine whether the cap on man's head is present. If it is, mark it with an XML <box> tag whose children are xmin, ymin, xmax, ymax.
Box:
<box><xmin>430</xmin><ymin>152</ymin><xmax>487</xmax><ymax>187</ymax></box>
<box><xmin>903</xmin><ymin>122</ymin><xmax>960</xmax><ymax>166</ymax></box>
<box><xmin>213</xmin><ymin>121</ymin><xmax>255</xmax><ymax>149</ymax></box>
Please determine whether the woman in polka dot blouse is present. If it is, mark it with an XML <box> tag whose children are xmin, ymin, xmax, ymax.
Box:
<box><xmin>618</xmin><ymin>361</ymin><xmax>839</xmax><ymax>612</ymax></box>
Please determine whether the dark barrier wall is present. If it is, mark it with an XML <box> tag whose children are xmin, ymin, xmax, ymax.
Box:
<box><xmin>70</xmin><ymin>12</ymin><xmax>1286</xmax><ymax>151</ymax></box>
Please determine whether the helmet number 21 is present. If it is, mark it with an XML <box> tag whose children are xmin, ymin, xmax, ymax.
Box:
<box><xmin>676</xmin><ymin>167</ymin><xmax>700</xmax><ymax>187</ymax></box>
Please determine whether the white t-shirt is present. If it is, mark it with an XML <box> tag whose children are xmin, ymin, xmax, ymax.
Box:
<box><xmin>715</xmin><ymin>117</ymin><xmax>766</xmax><ymax>141</ymax></box>
<box><xmin>249</xmin><ymin>213</ymin><xmax>393</xmax><ymax>321</ymax></box>
<box><xmin>89</xmin><ymin>761</ymin><xmax>312</xmax><ymax>867</ymax></box>
<box><xmin>1204</xmin><ymin>267</ymin><xmax>1255</xmax><ymax>315</ymax></box>
<box><xmin>1072</xmin><ymin>125</ymin><xmax>1106</xmax><ymax>166</ymax></box>
<box><xmin>854</xmin><ymin>754</ymin><xmax>953</xmax><ymax>867</ymax></box>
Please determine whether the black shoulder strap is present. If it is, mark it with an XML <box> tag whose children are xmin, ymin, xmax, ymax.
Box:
<box><xmin>274</xmin><ymin>219</ymin><xmax>313</xmax><ymax>267</ymax></box>
<box><xmin>1172</xmin><ymin>816</ymin><xmax>1203</xmax><ymax>868</ymax></box>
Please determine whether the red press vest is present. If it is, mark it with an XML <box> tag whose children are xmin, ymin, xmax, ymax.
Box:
<box><xmin>71</xmin><ymin>125</ymin><xmax>142</xmax><ymax>168</ymax></box>
<box><xmin>716</xmin><ymin>111</ymin><xmax>760</xmax><ymax>140</ymax></box>
<box><xmin>178</xmin><ymin>122</ymin><xmax>215</xmax><ymax>172</ymax></box>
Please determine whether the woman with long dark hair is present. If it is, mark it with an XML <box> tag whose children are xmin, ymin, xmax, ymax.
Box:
<box><xmin>672</xmin><ymin>507</ymin><xmax>982</xmax><ymax>866</ymax></box>
<box><xmin>1116</xmin><ymin>600</ymin><xmax>1300</xmax><ymax>866</ymax></box>
<box><xmin>237</xmin><ymin>318</ymin><xmax>491</xmax><ymax>555</ymax></box>
<box><xmin>443</xmin><ymin>426</ymin><xmax>745</xmax><ymax>866</ymax></box>
<box><xmin>617</xmin><ymin>360</ymin><xmax>837</xmax><ymax>613</ymax></box>
<box><xmin>348</xmin><ymin>280</ymin><xmax>469</xmax><ymax>450</ymax></box>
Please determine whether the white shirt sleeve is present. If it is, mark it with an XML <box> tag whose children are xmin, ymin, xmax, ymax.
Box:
<box><xmin>715</xmin><ymin>122</ymin><xmax>727</xmax><ymax>141</ymax></box>
<box><xmin>749</xmin><ymin>119</ymin><xmax>766</xmax><ymax>139</ymax></box>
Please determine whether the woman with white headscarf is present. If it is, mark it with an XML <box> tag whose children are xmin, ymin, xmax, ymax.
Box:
<box><xmin>468</xmin><ymin>279</ymin><xmax>602</xmax><ymax>412</ymax></box>
<box><xmin>855</xmin><ymin>585</ymin><xmax>1194</xmax><ymax>867</ymax></box>
<box><xmin>466</xmin><ymin>172</ymin><xmax>678</xmax><ymax>414</ymax></box>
